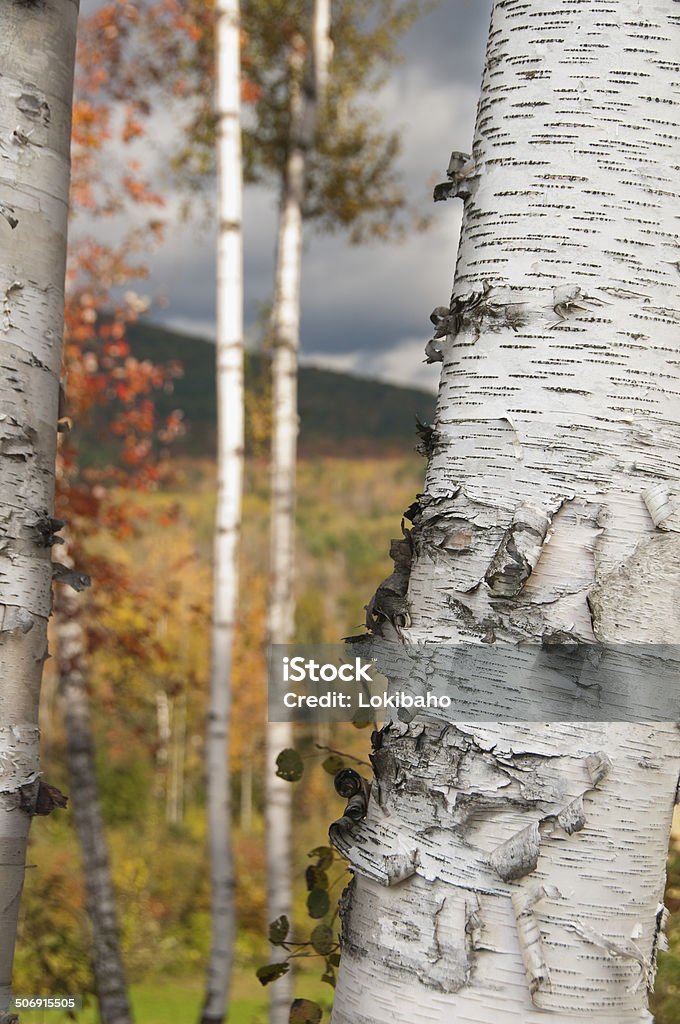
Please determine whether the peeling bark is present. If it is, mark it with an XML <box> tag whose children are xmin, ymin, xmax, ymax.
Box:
<box><xmin>331</xmin><ymin>1</ymin><xmax>680</xmax><ymax>1021</ymax></box>
<box><xmin>0</xmin><ymin>0</ymin><xmax>78</xmax><ymax>1014</ymax></box>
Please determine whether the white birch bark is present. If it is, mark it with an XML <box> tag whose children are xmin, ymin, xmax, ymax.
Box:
<box><xmin>331</xmin><ymin>1</ymin><xmax>680</xmax><ymax>1021</ymax></box>
<box><xmin>266</xmin><ymin>5</ymin><xmax>331</xmax><ymax>1022</ymax></box>
<box><xmin>56</xmin><ymin>572</ymin><xmax>133</xmax><ymax>1024</ymax></box>
<box><xmin>200</xmin><ymin>0</ymin><xmax>244</xmax><ymax>1021</ymax></box>
<box><xmin>0</xmin><ymin>3</ymin><xmax>78</xmax><ymax>1020</ymax></box>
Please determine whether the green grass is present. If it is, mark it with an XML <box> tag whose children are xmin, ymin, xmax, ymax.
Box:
<box><xmin>18</xmin><ymin>971</ymin><xmax>334</xmax><ymax>1024</ymax></box>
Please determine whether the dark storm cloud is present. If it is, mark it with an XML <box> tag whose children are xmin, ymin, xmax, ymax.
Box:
<box><xmin>77</xmin><ymin>1</ymin><xmax>493</xmax><ymax>385</ymax></box>
<box><xmin>405</xmin><ymin>1</ymin><xmax>492</xmax><ymax>88</ymax></box>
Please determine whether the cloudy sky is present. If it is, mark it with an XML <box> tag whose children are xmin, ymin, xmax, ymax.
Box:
<box><xmin>84</xmin><ymin>1</ymin><xmax>493</xmax><ymax>392</ymax></box>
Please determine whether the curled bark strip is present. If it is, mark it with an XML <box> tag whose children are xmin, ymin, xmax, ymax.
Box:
<box><xmin>489</xmin><ymin>820</ymin><xmax>541</xmax><ymax>882</ymax></box>
<box><xmin>642</xmin><ymin>482</ymin><xmax>680</xmax><ymax>532</ymax></box>
<box><xmin>512</xmin><ymin>884</ymin><xmax>560</xmax><ymax>1001</ymax></box>
<box><xmin>0</xmin><ymin>606</ymin><xmax>34</xmax><ymax>634</ymax></box>
<box><xmin>548</xmin><ymin>284</ymin><xmax>606</xmax><ymax>327</ymax></box>
<box><xmin>555</xmin><ymin>794</ymin><xmax>586</xmax><ymax>835</ymax></box>
<box><xmin>333</xmin><ymin>770</ymin><xmax>372</xmax><ymax>822</ymax></box>
<box><xmin>52</xmin><ymin>561</ymin><xmax>91</xmax><ymax>592</ymax></box>
<box><xmin>0</xmin><ymin>725</ymin><xmax>40</xmax><ymax>787</ymax></box>
<box><xmin>485</xmin><ymin>503</ymin><xmax>551</xmax><ymax>597</ymax></box>
<box><xmin>365</xmin><ymin>534</ymin><xmax>412</xmax><ymax>637</ymax></box>
<box><xmin>382</xmin><ymin>849</ymin><xmax>417</xmax><ymax>886</ymax></box>
<box><xmin>31</xmin><ymin>513</ymin><xmax>65</xmax><ymax>548</ymax></box>
<box><xmin>334</xmin><ymin>768</ymin><xmax>366</xmax><ymax>799</ymax></box>
<box><xmin>570</xmin><ymin>920</ymin><xmax>651</xmax><ymax>994</ymax></box>
<box><xmin>18</xmin><ymin>780</ymin><xmax>68</xmax><ymax>816</ymax></box>
<box><xmin>585</xmin><ymin>751</ymin><xmax>612</xmax><ymax>787</ymax></box>
<box><xmin>0</xmin><ymin>202</ymin><xmax>18</xmax><ymax>229</ymax></box>
<box><xmin>34</xmin><ymin>781</ymin><xmax>68</xmax><ymax>816</ymax></box>
<box><xmin>465</xmin><ymin>892</ymin><xmax>483</xmax><ymax>951</ymax></box>
<box><xmin>415</xmin><ymin>417</ymin><xmax>437</xmax><ymax>458</ymax></box>
<box><xmin>651</xmin><ymin>904</ymin><xmax>670</xmax><ymax>989</ymax></box>
<box><xmin>0</xmin><ymin>416</ymin><xmax>37</xmax><ymax>460</ymax></box>
<box><xmin>330</xmin><ymin>771</ymin><xmax>372</xmax><ymax>848</ymax></box>
<box><xmin>433</xmin><ymin>150</ymin><xmax>476</xmax><ymax>202</ymax></box>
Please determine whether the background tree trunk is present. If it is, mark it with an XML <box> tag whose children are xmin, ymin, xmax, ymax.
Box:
<box><xmin>331</xmin><ymin>1</ymin><xmax>680</xmax><ymax>1021</ymax></box>
<box><xmin>200</xmin><ymin>0</ymin><xmax>244</xmax><ymax>1020</ymax></box>
<box><xmin>57</xmin><ymin>576</ymin><xmax>134</xmax><ymax>1024</ymax></box>
<box><xmin>266</xmin><ymin>4</ymin><xmax>331</xmax><ymax>1023</ymax></box>
<box><xmin>0</xmin><ymin>3</ymin><xmax>78</xmax><ymax>1020</ymax></box>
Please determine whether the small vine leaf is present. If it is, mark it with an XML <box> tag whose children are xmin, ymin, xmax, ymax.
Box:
<box><xmin>307</xmin><ymin>888</ymin><xmax>330</xmax><ymax>919</ymax></box>
<box><xmin>321</xmin><ymin>968</ymin><xmax>336</xmax><ymax>988</ymax></box>
<box><xmin>268</xmin><ymin>915</ymin><xmax>290</xmax><ymax>945</ymax></box>
<box><xmin>289</xmin><ymin>999</ymin><xmax>322</xmax><ymax>1024</ymax></box>
<box><xmin>256</xmin><ymin>962</ymin><xmax>290</xmax><ymax>986</ymax></box>
<box><xmin>352</xmin><ymin>707</ymin><xmax>373</xmax><ymax>728</ymax></box>
<box><xmin>305</xmin><ymin>866</ymin><xmax>329</xmax><ymax>892</ymax></box>
<box><xmin>308</xmin><ymin>846</ymin><xmax>333</xmax><ymax>869</ymax></box>
<box><xmin>276</xmin><ymin>748</ymin><xmax>304</xmax><ymax>782</ymax></box>
<box><xmin>322</xmin><ymin>755</ymin><xmax>346</xmax><ymax>775</ymax></box>
<box><xmin>311</xmin><ymin>924</ymin><xmax>335</xmax><ymax>956</ymax></box>
<box><xmin>328</xmin><ymin>953</ymin><xmax>341</xmax><ymax>968</ymax></box>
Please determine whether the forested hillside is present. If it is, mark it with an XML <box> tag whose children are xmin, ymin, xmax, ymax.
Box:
<box><xmin>120</xmin><ymin>322</ymin><xmax>437</xmax><ymax>457</ymax></box>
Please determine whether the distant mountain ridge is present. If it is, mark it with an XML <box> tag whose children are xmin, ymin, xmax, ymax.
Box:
<box><xmin>125</xmin><ymin>321</ymin><xmax>436</xmax><ymax>457</ymax></box>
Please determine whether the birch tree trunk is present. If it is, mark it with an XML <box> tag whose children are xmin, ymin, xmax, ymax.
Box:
<box><xmin>56</xmin><ymin>576</ymin><xmax>133</xmax><ymax>1024</ymax></box>
<box><xmin>0</xmin><ymin>3</ymin><xmax>78</xmax><ymax>1020</ymax></box>
<box><xmin>200</xmin><ymin>0</ymin><xmax>244</xmax><ymax>1020</ymax></box>
<box><xmin>266</xmin><ymin>5</ymin><xmax>331</xmax><ymax>1023</ymax></box>
<box><xmin>331</xmin><ymin>1</ymin><xmax>680</xmax><ymax>1021</ymax></box>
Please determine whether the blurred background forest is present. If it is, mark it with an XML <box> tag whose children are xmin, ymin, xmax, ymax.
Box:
<box><xmin>19</xmin><ymin>323</ymin><xmax>439</xmax><ymax>1021</ymax></box>
<box><xmin>8</xmin><ymin>0</ymin><xmax>680</xmax><ymax>1022</ymax></box>
<box><xmin>15</xmin><ymin>322</ymin><xmax>680</xmax><ymax>1023</ymax></box>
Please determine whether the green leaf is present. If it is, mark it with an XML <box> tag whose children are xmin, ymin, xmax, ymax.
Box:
<box><xmin>305</xmin><ymin>866</ymin><xmax>329</xmax><ymax>892</ymax></box>
<box><xmin>306</xmin><ymin>888</ymin><xmax>330</xmax><ymax>919</ymax></box>
<box><xmin>328</xmin><ymin>953</ymin><xmax>341</xmax><ymax>968</ymax></box>
<box><xmin>308</xmin><ymin>846</ymin><xmax>334</xmax><ymax>869</ymax></box>
<box><xmin>321</xmin><ymin>968</ymin><xmax>336</xmax><ymax>988</ymax></box>
<box><xmin>256</xmin><ymin>962</ymin><xmax>290</xmax><ymax>986</ymax></box>
<box><xmin>310</xmin><ymin>924</ymin><xmax>335</xmax><ymax>956</ymax></box>
<box><xmin>275</xmin><ymin>748</ymin><xmax>304</xmax><ymax>782</ymax></box>
<box><xmin>322</xmin><ymin>754</ymin><xmax>346</xmax><ymax>775</ymax></box>
<box><xmin>289</xmin><ymin>999</ymin><xmax>322</xmax><ymax>1024</ymax></box>
<box><xmin>268</xmin><ymin>915</ymin><xmax>290</xmax><ymax>945</ymax></box>
<box><xmin>352</xmin><ymin>707</ymin><xmax>373</xmax><ymax>728</ymax></box>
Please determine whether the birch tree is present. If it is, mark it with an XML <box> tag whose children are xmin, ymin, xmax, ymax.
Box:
<box><xmin>330</xmin><ymin>1</ymin><xmax>680</xmax><ymax>1021</ymax></box>
<box><xmin>0</xmin><ymin>2</ymin><xmax>78</xmax><ymax>1020</ymax></box>
<box><xmin>266</xmin><ymin>8</ymin><xmax>332</xmax><ymax>1021</ymax></box>
<box><xmin>200</xmin><ymin>1</ymin><xmax>244</xmax><ymax>1022</ymax></box>
<box><xmin>56</xmin><ymin>568</ymin><xmax>133</xmax><ymax>1024</ymax></box>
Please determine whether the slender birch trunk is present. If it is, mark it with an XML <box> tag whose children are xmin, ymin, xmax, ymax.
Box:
<box><xmin>266</xmin><ymin>5</ymin><xmax>331</xmax><ymax>1023</ymax></box>
<box><xmin>331</xmin><ymin>1</ymin><xmax>680</xmax><ymax>1021</ymax></box>
<box><xmin>56</xmin><ymin>574</ymin><xmax>133</xmax><ymax>1024</ymax></box>
<box><xmin>0</xmin><ymin>3</ymin><xmax>78</xmax><ymax>1020</ymax></box>
<box><xmin>200</xmin><ymin>0</ymin><xmax>244</xmax><ymax>1020</ymax></box>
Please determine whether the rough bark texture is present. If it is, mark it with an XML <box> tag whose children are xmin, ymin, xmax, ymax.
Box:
<box><xmin>0</xmin><ymin>2</ymin><xmax>78</xmax><ymax>1019</ymax></box>
<box><xmin>201</xmin><ymin>0</ymin><xmax>243</xmax><ymax>1020</ymax></box>
<box><xmin>57</xmin><ymin>574</ymin><xmax>133</xmax><ymax>1024</ymax></box>
<box><xmin>266</xmin><ymin>5</ymin><xmax>331</xmax><ymax>1023</ymax></box>
<box><xmin>331</xmin><ymin>1</ymin><xmax>680</xmax><ymax>1021</ymax></box>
